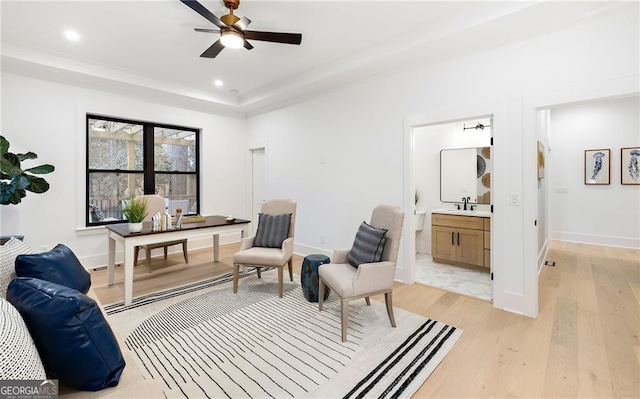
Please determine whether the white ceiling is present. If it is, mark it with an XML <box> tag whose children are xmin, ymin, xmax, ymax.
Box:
<box><xmin>0</xmin><ymin>1</ymin><xmax>625</xmax><ymax>117</ymax></box>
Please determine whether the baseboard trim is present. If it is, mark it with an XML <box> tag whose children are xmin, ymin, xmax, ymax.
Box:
<box><xmin>293</xmin><ymin>243</ymin><xmax>332</xmax><ymax>258</ymax></box>
<box><xmin>552</xmin><ymin>231</ymin><xmax>639</xmax><ymax>249</ymax></box>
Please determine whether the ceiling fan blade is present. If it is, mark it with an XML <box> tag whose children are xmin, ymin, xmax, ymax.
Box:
<box><xmin>243</xmin><ymin>30</ymin><xmax>302</xmax><ymax>45</ymax></box>
<box><xmin>200</xmin><ymin>39</ymin><xmax>225</xmax><ymax>58</ymax></box>
<box><xmin>194</xmin><ymin>28</ymin><xmax>220</xmax><ymax>33</ymax></box>
<box><xmin>234</xmin><ymin>16</ymin><xmax>251</xmax><ymax>31</ymax></box>
<box><xmin>244</xmin><ymin>40</ymin><xmax>254</xmax><ymax>50</ymax></box>
<box><xmin>180</xmin><ymin>0</ymin><xmax>226</xmax><ymax>29</ymax></box>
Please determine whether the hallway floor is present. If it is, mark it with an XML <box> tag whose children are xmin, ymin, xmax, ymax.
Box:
<box><xmin>415</xmin><ymin>253</ymin><xmax>491</xmax><ymax>301</ymax></box>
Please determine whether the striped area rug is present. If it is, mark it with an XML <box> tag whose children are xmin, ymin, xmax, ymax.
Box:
<box><xmin>103</xmin><ymin>268</ymin><xmax>269</xmax><ymax>316</ymax></box>
<box><xmin>106</xmin><ymin>273</ymin><xmax>462</xmax><ymax>399</ymax></box>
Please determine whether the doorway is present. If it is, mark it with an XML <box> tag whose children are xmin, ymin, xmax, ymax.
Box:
<box><xmin>537</xmin><ymin>96</ymin><xmax>640</xmax><ymax>257</ymax></box>
<box><xmin>412</xmin><ymin>117</ymin><xmax>493</xmax><ymax>301</ymax></box>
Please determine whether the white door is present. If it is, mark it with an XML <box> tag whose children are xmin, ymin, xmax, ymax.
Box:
<box><xmin>488</xmin><ymin>117</ymin><xmax>494</xmax><ymax>301</ymax></box>
<box><xmin>251</xmin><ymin>148</ymin><xmax>266</xmax><ymax>235</ymax></box>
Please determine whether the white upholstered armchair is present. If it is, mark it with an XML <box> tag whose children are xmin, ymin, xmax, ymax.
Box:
<box><xmin>233</xmin><ymin>199</ymin><xmax>297</xmax><ymax>297</ymax></box>
<box><xmin>318</xmin><ymin>204</ymin><xmax>404</xmax><ymax>342</ymax></box>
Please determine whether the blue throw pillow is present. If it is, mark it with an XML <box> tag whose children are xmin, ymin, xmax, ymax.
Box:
<box><xmin>253</xmin><ymin>213</ymin><xmax>291</xmax><ymax>248</ymax></box>
<box><xmin>348</xmin><ymin>221</ymin><xmax>388</xmax><ymax>267</ymax></box>
<box><xmin>15</xmin><ymin>244</ymin><xmax>91</xmax><ymax>294</ymax></box>
<box><xmin>7</xmin><ymin>277</ymin><xmax>126</xmax><ymax>391</ymax></box>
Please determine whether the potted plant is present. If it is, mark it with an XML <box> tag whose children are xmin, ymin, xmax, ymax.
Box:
<box><xmin>121</xmin><ymin>196</ymin><xmax>149</xmax><ymax>233</ymax></box>
<box><xmin>0</xmin><ymin>135</ymin><xmax>55</xmax><ymax>205</ymax></box>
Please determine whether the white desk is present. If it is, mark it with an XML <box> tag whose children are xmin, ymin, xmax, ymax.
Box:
<box><xmin>106</xmin><ymin>215</ymin><xmax>250</xmax><ymax>305</ymax></box>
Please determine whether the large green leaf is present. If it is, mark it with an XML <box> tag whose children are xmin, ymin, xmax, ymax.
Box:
<box><xmin>0</xmin><ymin>154</ymin><xmax>22</xmax><ymax>177</ymax></box>
<box><xmin>10</xmin><ymin>188</ymin><xmax>27</xmax><ymax>204</ymax></box>
<box><xmin>17</xmin><ymin>152</ymin><xmax>37</xmax><ymax>161</ymax></box>
<box><xmin>24</xmin><ymin>176</ymin><xmax>49</xmax><ymax>193</ymax></box>
<box><xmin>24</xmin><ymin>164</ymin><xmax>55</xmax><ymax>174</ymax></box>
<box><xmin>0</xmin><ymin>136</ymin><xmax>9</xmax><ymax>155</ymax></box>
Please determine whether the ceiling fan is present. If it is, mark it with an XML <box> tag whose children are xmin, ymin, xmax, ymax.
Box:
<box><xmin>180</xmin><ymin>0</ymin><xmax>303</xmax><ymax>58</ymax></box>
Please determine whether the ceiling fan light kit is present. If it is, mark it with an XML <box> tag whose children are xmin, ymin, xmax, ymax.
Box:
<box><xmin>220</xmin><ymin>30</ymin><xmax>244</xmax><ymax>48</ymax></box>
<box><xmin>180</xmin><ymin>0</ymin><xmax>302</xmax><ymax>58</ymax></box>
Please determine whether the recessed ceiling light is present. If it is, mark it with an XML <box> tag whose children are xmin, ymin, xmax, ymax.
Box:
<box><xmin>64</xmin><ymin>30</ymin><xmax>81</xmax><ymax>42</ymax></box>
<box><xmin>214</xmin><ymin>80</ymin><xmax>224</xmax><ymax>87</ymax></box>
<box><xmin>230</xmin><ymin>89</ymin><xmax>239</xmax><ymax>94</ymax></box>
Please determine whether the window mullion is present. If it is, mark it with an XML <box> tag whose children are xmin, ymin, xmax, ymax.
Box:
<box><xmin>143</xmin><ymin>124</ymin><xmax>155</xmax><ymax>194</ymax></box>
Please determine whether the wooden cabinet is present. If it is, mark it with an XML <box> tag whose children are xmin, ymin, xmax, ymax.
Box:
<box><xmin>431</xmin><ymin>213</ymin><xmax>490</xmax><ymax>269</ymax></box>
<box><xmin>483</xmin><ymin>217</ymin><xmax>491</xmax><ymax>269</ymax></box>
<box><xmin>432</xmin><ymin>226</ymin><xmax>457</xmax><ymax>261</ymax></box>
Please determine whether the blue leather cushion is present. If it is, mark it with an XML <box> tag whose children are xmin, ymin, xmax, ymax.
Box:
<box><xmin>15</xmin><ymin>244</ymin><xmax>91</xmax><ymax>294</ymax></box>
<box><xmin>253</xmin><ymin>213</ymin><xmax>291</xmax><ymax>248</ymax></box>
<box><xmin>348</xmin><ymin>222</ymin><xmax>388</xmax><ymax>267</ymax></box>
<box><xmin>6</xmin><ymin>277</ymin><xmax>126</xmax><ymax>391</ymax></box>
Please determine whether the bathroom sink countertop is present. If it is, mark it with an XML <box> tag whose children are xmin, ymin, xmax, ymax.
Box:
<box><xmin>431</xmin><ymin>208</ymin><xmax>491</xmax><ymax>217</ymax></box>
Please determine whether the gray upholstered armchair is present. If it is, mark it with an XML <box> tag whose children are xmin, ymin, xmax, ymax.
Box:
<box><xmin>318</xmin><ymin>204</ymin><xmax>404</xmax><ymax>342</ymax></box>
<box><xmin>233</xmin><ymin>199</ymin><xmax>297</xmax><ymax>297</ymax></box>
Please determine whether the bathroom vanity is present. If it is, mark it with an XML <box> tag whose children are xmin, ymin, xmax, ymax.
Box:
<box><xmin>431</xmin><ymin>209</ymin><xmax>490</xmax><ymax>269</ymax></box>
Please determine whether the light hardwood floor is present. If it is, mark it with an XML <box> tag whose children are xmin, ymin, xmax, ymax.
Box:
<box><xmin>91</xmin><ymin>240</ymin><xmax>640</xmax><ymax>398</ymax></box>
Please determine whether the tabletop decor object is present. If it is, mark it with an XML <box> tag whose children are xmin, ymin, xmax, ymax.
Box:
<box><xmin>175</xmin><ymin>207</ymin><xmax>184</xmax><ymax>228</ymax></box>
<box><xmin>121</xmin><ymin>196</ymin><xmax>149</xmax><ymax>233</ymax></box>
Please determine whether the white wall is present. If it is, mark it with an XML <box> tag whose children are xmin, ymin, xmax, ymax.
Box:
<box><xmin>414</xmin><ymin>121</ymin><xmax>491</xmax><ymax>254</ymax></box>
<box><xmin>246</xmin><ymin>4</ymin><xmax>639</xmax><ymax>316</ymax></box>
<box><xmin>548</xmin><ymin>96</ymin><xmax>640</xmax><ymax>248</ymax></box>
<box><xmin>0</xmin><ymin>73</ymin><xmax>248</xmax><ymax>267</ymax></box>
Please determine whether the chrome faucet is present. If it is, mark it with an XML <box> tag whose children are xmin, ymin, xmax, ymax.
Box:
<box><xmin>462</xmin><ymin>197</ymin><xmax>471</xmax><ymax>210</ymax></box>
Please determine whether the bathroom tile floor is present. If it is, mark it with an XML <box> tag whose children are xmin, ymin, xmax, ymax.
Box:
<box><xmin>415</xmin><ymin>253</ymin><xmax>492</xmax><ymax>301</ymax></box>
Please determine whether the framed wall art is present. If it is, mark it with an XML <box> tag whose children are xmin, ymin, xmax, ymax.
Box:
<box><xmin>584</xmin><ymin>149</ymin><xmax>610</xmax><ymax>185</ymax></box>
<box><xmin>621</xmin><ymin>147</ymin><xmax>640</xmax><ymax>185</ymax></box>
<box><xmin>537</xmin><ymin>141</ymin><xmax>545</xmax><ymax>180</ymax></box>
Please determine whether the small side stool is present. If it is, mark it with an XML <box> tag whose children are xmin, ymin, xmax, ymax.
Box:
<box><xmin>300</xmin><ymin>254</ymin><xmax>330</xmax><ymax>302</ymax></box>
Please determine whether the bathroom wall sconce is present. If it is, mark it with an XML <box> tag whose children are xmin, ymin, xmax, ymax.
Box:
<box><xmin>463</xmin><ymin>122</ymin><xmax>491</xmax><ymax>131</ymax></box>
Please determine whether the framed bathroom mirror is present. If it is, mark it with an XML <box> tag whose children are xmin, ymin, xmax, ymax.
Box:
<box><xmin>440</xmin><ymin>146</ymin><xmax>491</xmax><ymax>204</ymax></box>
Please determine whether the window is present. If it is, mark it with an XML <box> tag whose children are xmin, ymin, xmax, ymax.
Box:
<box><xmin>86</xmin><ymin>115</ymin><xmax>199</xmax><ymax>226</ymax></box>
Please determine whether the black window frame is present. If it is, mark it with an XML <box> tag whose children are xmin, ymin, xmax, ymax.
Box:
<box><xmin>86</xmin><ymin>114</ymin><xmax>200</xmax><ymax>227</ymax></box>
